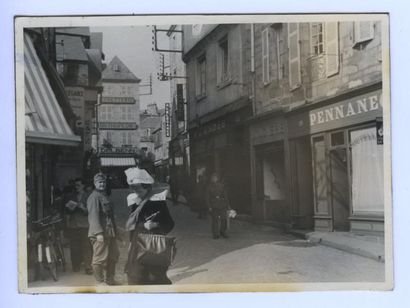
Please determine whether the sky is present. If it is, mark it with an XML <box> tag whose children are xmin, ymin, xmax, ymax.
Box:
<box><xmin>91</xmin><ymin>26</ymin><xmax>171</xmax><ymax>111</ymax></box>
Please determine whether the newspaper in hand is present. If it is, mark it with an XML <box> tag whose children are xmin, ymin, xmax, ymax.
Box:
<box><xmin>65</xmin><ymin>200</ymin><xmax>78</xmax><ymax>211</ymax></box>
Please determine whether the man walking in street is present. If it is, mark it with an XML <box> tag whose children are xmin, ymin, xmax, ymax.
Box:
<box><xmin>87</xmin><ymin>173</ymin><xmax>120</xmax><ymax>285</ymax></box>
<box><xmin>206</xmin><ymin>173</ymin><xmax>230</xmax><ymax>239</ymax></box>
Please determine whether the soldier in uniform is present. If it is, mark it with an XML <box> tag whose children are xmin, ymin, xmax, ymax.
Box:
<box><xmin>206</xmin><ymin>173</ymin><xmax>230</xmax><ymax>239</ymax></box>
<box><xmin>87</xmin><ymin>173</ymin><xmax>120</xmax><ymax>285</ymax></box>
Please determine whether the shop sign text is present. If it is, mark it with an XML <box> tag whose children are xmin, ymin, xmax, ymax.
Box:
<box><xmin>310</xmin><ymin>91</ymin><xmax>382</xmax><ymax>127</ymax></box>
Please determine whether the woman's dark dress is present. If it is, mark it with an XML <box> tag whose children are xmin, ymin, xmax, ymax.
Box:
<box><xmin>125</xmin><ymin>200</ymin><xmax>174</xmax><ymax>285</ymax></box>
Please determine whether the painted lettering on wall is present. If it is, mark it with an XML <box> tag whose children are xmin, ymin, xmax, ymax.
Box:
<box><xmin>65</xmin><ymin>87</ymin><xmax>85</xmax><ymax>120</ymax></box>
<box><xmin>310</xmin><ymin>92</ymin><xmax>382</xmax><ymax>127</ymax></box>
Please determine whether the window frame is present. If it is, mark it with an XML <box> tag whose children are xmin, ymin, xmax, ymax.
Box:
<box><xmin>195</xmin><ymin>54</ymin><xmax>207</xmax><ymax>99</ymax></box>
<box><xmin>217</xmin><ymin>35</ymin><xmax>230</xmax><ymax>86</ymax></box>
<box><xmin>310</xmin><ymin>22</ymin><xmax>325</xmax><ymax>57</ymax></box>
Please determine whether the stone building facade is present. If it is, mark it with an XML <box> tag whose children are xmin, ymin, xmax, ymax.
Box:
<box><xmin>250</xmin><ymin>20</ymin><xmax>384</xmax><ymax>234</ymax></box>
<box><xmin>183</xmin><ymin>24</ymin><xmax>253</xmax><ymax>214</ymax></box>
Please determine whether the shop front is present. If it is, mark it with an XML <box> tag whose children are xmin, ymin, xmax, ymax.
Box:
<box><xmin>287</xmin><ymin>85</ymin><xmax>384</xmax><ymax>234</ymax></box>
<box><xmin>190</xmin><ymin>110</ymin><xmax>252</xmax><ymax>214</ymax></box>
<box><xmin>98</xmin><ymin>147</ymin><xmax>138</xmax><ymax>187</ymax></box>
<box><xmin>24</xmin><ymin>32</ymin><xmax>81</xmax><ymax>220</ymax></box>
<box><xmin>249</xmin><ymin>113</ymin><xmax>290</xmax><ymax>225</ymax></box>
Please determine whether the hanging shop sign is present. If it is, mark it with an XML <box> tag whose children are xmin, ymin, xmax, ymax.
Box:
<box><xmin>165</xmin><ymin>103</ymin><xmax>171</xmax><ymax>137</ymax></box>
<box><xmin>99</xmin><ymin>122</ymin><xmax>137</xmax><ymax>130</ymax></box>
<box><xmin>376</xmin><ymin>117</ymin><xmax>383</xmax><ymax>145</ymax></box>
<box><xmin>99</xmin><ymin>147</ymin><xmax>140</xmax><ymax>155</ymax></box>
<box><xmin>101</xmin><ymin>96</ymin><xmax>136</xmax><ymax>104</ymax></box>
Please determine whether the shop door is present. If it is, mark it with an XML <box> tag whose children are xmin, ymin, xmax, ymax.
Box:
<box><xmin>329</xmin><ymin>148</ymin><xmax>349</xmax><ymax>231</ymax></box>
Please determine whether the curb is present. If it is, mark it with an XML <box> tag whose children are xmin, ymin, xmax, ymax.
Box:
<box><xmin>287</xmin><ymin>230</ymin><xmax>385</xmax><ymax>263</ymax></box>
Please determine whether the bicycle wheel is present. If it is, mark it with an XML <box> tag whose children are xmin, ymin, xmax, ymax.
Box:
<box><xmin>54</xmin><ymin>241</ymin><xmax>66</xmax><ymax>272</ymax></box>
<box><xmin>45</xmin><ymin>245</ymin><xmax>58</xmax><ymax>281</ymax></box>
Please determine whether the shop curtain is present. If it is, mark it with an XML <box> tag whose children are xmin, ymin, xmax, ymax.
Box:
<box><xmin>350</xmin><ymin>127</ymin><xmax>384</xmax><ymax>213</ymax></box>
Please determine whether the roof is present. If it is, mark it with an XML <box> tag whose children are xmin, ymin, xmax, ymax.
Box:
<box><xmin>158</xmin><ymin>108</ymin><xmax>165</xmax><ymax>116</ymax></box>
<box><xmin>90</xmin><ymin>32</ymin><xmax>103</xmax><ymax>51</ymax></box>
<box><xmin>101</xmin><ymin>56</ymin><xmax>141</xmax><ymax>83</ymax></box>
<box><xmin>140</xmin><ymin>116</ymin><xmax>162</xmax><ymax>130</ymax></box>
<box><xmin>86</xmin><ymin>49</ymin><xmax>103</xmax><ymax>72</ymax></box>
<box><xmin>56</xmin><ymin>35</ymin><xmax>88</xmax><ymax>62</ymax></box>
<box><xmin>55</xmin><ymin>27</ymin><xmax>91</xmax><ymax>37</ymax></box>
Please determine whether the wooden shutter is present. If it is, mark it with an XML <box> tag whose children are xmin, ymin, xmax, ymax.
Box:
<box><xmin>354</xmin><ymin>21</ymin><xmax>374</xmax><ymax>45</ymax></box>
<box><xmin>262</xmin><ymin>28</ymin><xmax>270</xmax><ymax>84</ymax></box>
<box><xmin>288</xmin><ymin>23</ymin><xmax>301</xmax><ymax>89</ymax></box>
<box><xmin>195</xmin><ymin>59</ymin><xmax>200</xmax><ymax>96</ymax></box>
<box><xmin>325</xmin><ymin>22</ymin><xmax>339</xmax><ymax>77</ymax></box>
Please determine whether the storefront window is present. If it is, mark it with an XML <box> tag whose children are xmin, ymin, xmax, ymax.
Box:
<box><xmin>350</xmin><ymin>127</ymin><xmax>384</xmax><ymax>213</ymax></box>
<box><xmin>256</xmin><ymin>146</ymin><xmax>285</xmax><ymax>201</ymax></box>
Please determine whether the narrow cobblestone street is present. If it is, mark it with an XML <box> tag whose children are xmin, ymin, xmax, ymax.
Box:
<box><xmin>28</xmin><ymin>189</ymin><xmax>384</xmax><ymax>287</ymax></box>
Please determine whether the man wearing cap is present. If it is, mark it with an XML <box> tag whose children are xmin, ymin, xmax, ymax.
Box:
<box><xmin>206</xmin><ymin>173</ymin><xmax>230</xmax><ymax>239</ymax></box>
<box><xmin>124</xmin><ymin>167</ymin><xmax>175</xmax><ymax>285</ymax></box>
<box><xmin>87</xmin><ymin>172</ymin><xmax>120</xmax><ymax>285</ymax></box>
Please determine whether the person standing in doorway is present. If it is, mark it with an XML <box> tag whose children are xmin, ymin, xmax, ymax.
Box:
<box><xmin>206</xmin><ymin>173</ymin><xmax>230</xmax><ymax>239</ymax></box>
<box><xmin>64</xmin><ymin>178</ymin><xmax>92</xmax><ymax>274</ymax></box>
<box><xmin>87</xmin><ymin>173</ymin><xmax>120</xmax><ymax>285</ymax></box>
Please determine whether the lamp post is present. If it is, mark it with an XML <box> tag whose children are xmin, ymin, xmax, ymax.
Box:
<box><xmin>95</xmin><ymin>93</ymin><xmax>102</xmax><ymax>153</ymax></box>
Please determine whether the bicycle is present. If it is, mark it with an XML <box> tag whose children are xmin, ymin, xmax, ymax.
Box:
<box><xmin>31</xmin><ymin>213</ymin><xmax>66</xmax><ymax>281</ymax></box>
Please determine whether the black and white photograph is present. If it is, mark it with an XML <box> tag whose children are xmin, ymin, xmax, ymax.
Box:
<box><xmin>14</xmin><ymin>14</ymin><xmax>392</xmax><ymax>293</ymax></box>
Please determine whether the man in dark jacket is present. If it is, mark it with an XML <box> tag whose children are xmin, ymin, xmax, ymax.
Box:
<box><xmin>195</xmin><ymin>175</ymin><xmax>207</xmax><ymax>219</ymax></box>
<box><xmin>206</xmin><ymin>173</ymin><xmax>230</xmax><ymax>239</ymax></box>
<box><xmin>87</xmin><ymin>173</ymin><xmax>119</xmax><ymax>285</ymax></box>
<box><xmin>64</xmin><ymin>178</ymin><xmax>92</xmax><ymax>274</ymax></box>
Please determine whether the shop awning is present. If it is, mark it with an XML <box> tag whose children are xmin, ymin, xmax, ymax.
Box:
<box><xmin>25</xmin><ymin>33</ymin><xmax>81</xmax><ymax>146</ymax></box>
<box><xmin>100</xmin><ymin>157</ymin><xmax>136</xmax><ymax>167</ymax></box>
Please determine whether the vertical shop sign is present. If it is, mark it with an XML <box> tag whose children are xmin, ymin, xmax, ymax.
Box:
<box><xmin>176</xmin><ymin>84</ymin><xmax>185</xmax><ymax>121</ymax></box>
<box><xmin>165</xmin><ymin>103</ymin><xmax>171</xmax><ymax>137</ymax></box>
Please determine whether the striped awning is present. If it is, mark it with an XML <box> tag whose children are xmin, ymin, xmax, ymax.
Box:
<box><xmin>100</xmin><ymin>157</ymin><xmax>136</xmax><ymax>167</ymax></box>
<box><xmin>25</xmin><ymin>33</ymin><xmax>81</xmax><ymax>146</ymax></box>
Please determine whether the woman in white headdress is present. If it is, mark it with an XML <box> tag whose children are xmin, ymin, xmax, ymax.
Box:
<box><xmin>124</xmin><ymin>167</ymin><xmax>174</xmax><ymax>285</ymax></box>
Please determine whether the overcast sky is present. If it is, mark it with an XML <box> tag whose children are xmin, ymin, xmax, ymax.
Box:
<box><xmin>91</xmin><ymin>26</ymin><xmax>171</xmax><ymax>111</ymax></box>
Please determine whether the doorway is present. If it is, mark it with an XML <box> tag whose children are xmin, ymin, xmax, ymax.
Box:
<box><xmin>329</xmin><ymin>147</ymin><xmax>350</xmax><ymax>231</ymax></box>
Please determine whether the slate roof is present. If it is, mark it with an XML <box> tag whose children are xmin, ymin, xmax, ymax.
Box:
<box><xmin>56</xmin><ymin>35</ymin><xmax>88</xmax><ymax>62</ymax></box>
<box><xmin>101</xmin><ymin>56</ymin><xmax>141</xmax><ymax>83</ymax></box>
<box><xmin>86</xmin><ymin>49</ymin><xmax>103</xmax><ymax>72</ymax></box>
<box><xmin>90</xmin><ymin>32</ymin><xmax>103</xmax><ymax>51</ymax></box>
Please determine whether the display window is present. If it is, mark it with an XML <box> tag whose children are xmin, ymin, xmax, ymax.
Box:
<box><xmin>349</xmin><ymin>126</ymin><xmax>384</xmax><ymax>214</ymax></box>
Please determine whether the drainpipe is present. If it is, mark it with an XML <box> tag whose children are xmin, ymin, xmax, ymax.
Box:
<box><xmin>250</xmin><ymin>23</ymin><xmax>256</xmax><ymax>116</ymax></box>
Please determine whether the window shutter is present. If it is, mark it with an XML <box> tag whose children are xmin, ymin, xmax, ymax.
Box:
<box><xmin>354</xmin><ymin>21</ymin><xmax>374</xmax><ymax>45</ymax></box>
<box><xmin>195</xmin><ymin>60</ymin><xmax>200</xmax><ymax>96</ymax></box>
<box><xmin>325</xmin><ymin>22</ymin><xmax>339</xmax><ymax>77</ymax></box>
<box><xmin>288</xmin><ymin>23</ymin><xmax>301</xmax><ymax>89</ymax></box>
<box><xmin>262</xmin><ymin>28</ymin><xmax>270</xmax><ymax>84</ymax></box>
